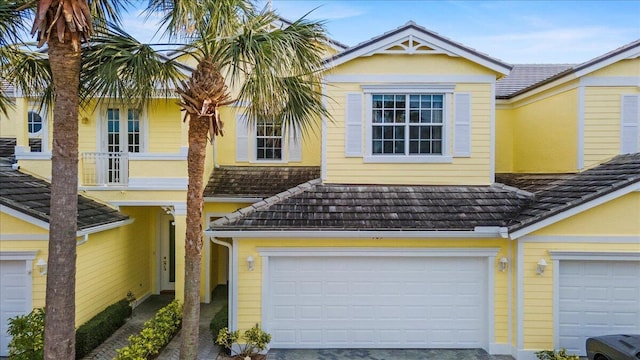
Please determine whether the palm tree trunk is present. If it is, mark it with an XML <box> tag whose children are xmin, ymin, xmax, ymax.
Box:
<box><xmin>44</xmin><ymin>36</ymin><xmax>80</xmax><ymax>360</ymax></box>
<box><xmin>180</xmin><ymin>115</ymin><xmax>209</xmax><ymax>360</ymax></box>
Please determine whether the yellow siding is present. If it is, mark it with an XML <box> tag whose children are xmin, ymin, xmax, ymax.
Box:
<box><xmin>0</xmin><ymin>101</ymin><xmax>18</xmax><ymax>137</ymax></box>
<box><xmin>215</xmin><ymin>107</ymin><xmax>322</xmax><ymax>167</ymax></box>
<box><xmin>0</xmin><ymin>212</ymin><xmax>48</xmax><ymax>234</ymax></box>
<box><xmin>76</xmin><ymin>208</ymin><xmax>155</xmax><ymax>324</ymax></box>
<box><xmin>325</xmin><ymin>82</ymin><xmax>493</xmax><ymax>185</ymax></box>
<box><xmin>495</xmin><ymin>108</ymin><xmax>514</xmax><ymax>173</ymax></box>
<box><xmin>533</xmin><ymin>192</ymin><xmax>640</xmax><ymax>236</ymax></box>
<box><xmin>235</xmin><ymin>238</ymin><xmax>510</xmax><ymax>345</ymax></box>
<box><xmin>82</xmin><ymin>189</ymin><xmax>186</xmax><ymax>202</ymax></box>
<box><xmin>511</xmin><ymin>88</ymin><xmax>578</xmax><ymax>173</ymax></box>
<box><xmin>0</xmin><ymin>239</ymin><xmax>48</xmax><ymax>308</ymax></box>
<box><xmin>330</xmin><ymin>54</ymin><xmax>500</xmax><ymax>76</ymax></box>
<box><xmin>587</xmin><ymin>58</ymin><xmax>640</xmax><ymax>77</ymax></box>
<box><xmin>521</xmin><ymin>241</ymin><xmax>640</xmax><ymax>350</ymax></box>
<box><xmin>583</xmin><ymin>86</ymin><xmax>640</xmax><ymax>168</ymax></box>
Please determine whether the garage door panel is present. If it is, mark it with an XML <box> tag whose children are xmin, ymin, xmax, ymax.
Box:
<box><xmin>1</xmin><ymin>260</ymin><xmax>31</xmax><ymax>357</ymax></box>
<box><xmin>559</xmin><ymin>260</ymin><xmax>640</xmax><ymax>356</ymax></box>
<box><xmin>267</xmin><ymin>256</ymin><xmax>488</xmax><ymax>349</ymax></box>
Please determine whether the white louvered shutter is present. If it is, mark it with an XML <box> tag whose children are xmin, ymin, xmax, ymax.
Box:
<box><xmin>454</xmin><ymin>93</ymin><xmax>472</xmax><ymax>157</ymax></box>
<box><xmin>621</xmin><ymin>94</ymin><xmax>640</xmax><ymax>154</ymax></box>
<box><xmin>235</xmin><ymin>114</ymin><xmax>249</xmax><ymax>162</ymax></box>
<box><xmin>288</xmin><ymin>130</ymin><xmax>302</xmax><ymax>162</ymax></box>
<box><xmin>345</xmin><ymin>93</ymin><xmax>363</xmax><ymax>157</ymax></box>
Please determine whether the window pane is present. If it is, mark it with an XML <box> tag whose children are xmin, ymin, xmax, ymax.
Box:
<box><xmin>421</xmin><ymin>110</ymin><xmax>431</xmax><ymax>123</ymax></box>
<box><xmin>372</xmin><ymin>95</ymin><xmax>383</xmax><ymax>108</ymax></box>
<box><xmin>27</xmin><ymin>111</ymin><xmax>43</xmax><ymax>133</ymax></box>
<box><xmin>433</xmin><ymin>109</ymin><xmax>443</xmax><ymax>123</ymax></box>
<box><xmin>372</xmin><ymin>140</ymin><xmax>383</xmax><ymax>154</ymax></box>
<box><xmin>373</xmin><ymin>110</ymin><xmax>383</xmax><ymax>123</ymax></box>
<box><xmin>409</xmin><ymin>110</ymin><xmax>419</xmax><ymax>123</ymax></box>
<box><xmin>383</xmin><ymin>110</ymin><xmax>394</xmax><ymax>123</ymax></box>
<box><xmin>373</xmin><ymin>126</ymin><xmax>383</xmax><ymax>139</ymax></box>
<box><xmin>395</xmin><ymin>110</ymin><xmax>405</xmax><ymax>123</ymax></box>
<box><xmin>383</xmin><ymin>95</ymin><xmax>394</xmax><ymax>108</ymax></box>
<box><xmin>256</xmin><ymin>119</ymin><xmax>283</xmax><ymax>160</ymax></box>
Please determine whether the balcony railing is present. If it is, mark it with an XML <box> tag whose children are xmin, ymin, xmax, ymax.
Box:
<box><xmin>81</xmin><ymin>152</ymin><xmax>128</xmax><ymax>186</ymax></box>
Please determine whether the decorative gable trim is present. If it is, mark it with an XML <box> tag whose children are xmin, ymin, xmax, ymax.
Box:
<box><xmin>574</xmin><ymin>40</ymin><xmax>640</xmax><ymax>78</ymax></box>
<box><xmin>324</xmin><ymin>22</ymin><xmax>511</xmax><ymax>75</ymax></box>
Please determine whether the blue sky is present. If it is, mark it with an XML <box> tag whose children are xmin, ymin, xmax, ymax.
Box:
<box><xmin>125</xmin><ymin>1</ymin><xmax>640</xmax><ymax>64</ymax></box>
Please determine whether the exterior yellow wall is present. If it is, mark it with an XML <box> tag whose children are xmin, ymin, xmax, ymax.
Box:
<box><xmin>583</xmin><ymin>86</ymin><xmax>640</xmax><ymax>168</ymax></box>
<box><xmin>329</xmin><ymin>54</ymin><xmax>499</xmax><ymax>76</ymax></box>
<box><xmin>533</xmin><ymin>192</ymin><xmax>640</xmax><ymax>236</ymax></box>
<box><xmin>511</xmin><ymin>88</ymin><xmax>578</xmax><ymax>173</ymax></box>
<box><xmin>495</xmin><ymin>108</ymin><xmax>514</xmax><ymax>173</ymax></box>
<box><xmin>214</xmin><ymin>107</ymin><xmax>322</xmax><ymax>167</ymax></box>
<box><xmin>0</xmin><ymin>101</ymin><xmax>18</xmax><ymax>138</ymax></box>
<box><xmin>235</xmin><ymin>237</ymin><xmax>510</xmax><ymax>345</ymax></box>
<box><xmin>520</xmin><ymin>241</ymin><xmax>640</xmax><ymax>350</ymax></box>
<box><xmin>0</xmin><ymin>212</ymin><xmax>48</xmax><ymax>234</ymax></box>
<box><xmin>587</xmin><ymin>58</ymin><xmax>640</xmax><ymax>77</ymax></box>
<box><xmin>325</xmin><ymin>82</ymin><xmax>494</xmax><ymax>185</ymax></box>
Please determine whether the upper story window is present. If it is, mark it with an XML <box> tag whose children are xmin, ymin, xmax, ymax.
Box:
<box><xmin>104</xmin><ymin>106</ymin><xmax>144</xmax><ymax>153</ymax></box>
<box><xmin>255</xmin><ymin>119</ymin><xmax>282</xmax><ymax>160</ymax></box>
<box><xmin>372</xmin><ymin>94</ymin><xmax>444</xmax><ymax>156</ymax></box>
<box><xmin>28</xmin><ymin>110</ymin><xmax>43</xmax><ymax>134</ymax></box>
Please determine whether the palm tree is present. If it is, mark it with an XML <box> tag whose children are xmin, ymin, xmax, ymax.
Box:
<box><xmin>13</xmin><ymin>2</ymin><xmax>182</xmax><ymax>358</ymax></box>
<box><xmin>0</xmin><ymin>0</ymin><xmax>31</xmax><ymax>114</ymax></box>
<box><xmin>149</xmin><ymin>1</ymin><xmax>329</xmax><ymax>357</ymax></box>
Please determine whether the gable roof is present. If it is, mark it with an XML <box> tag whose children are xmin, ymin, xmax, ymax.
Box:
<box><xmin>324</xmin><ymin>21</ymin><xmax>512</xmax><ymax>75</ymax></box>
<box><xmin>211</xmin><ymin>153</ymin><xmax>640</xmax><ymax>237</ymax></box>
<box><xmin>0</xmin><ymin>158</ymin><xmax>129</xmax><ymax>231</ymax></box>
<box><xmin>498</xmin><ymin>153</ymin><xmax>640</xmax><ymax>236</ymax></box>
<box><xmin>204</xmin><ymin>166</ymin><xmax>321</xmax><ymax>200</ymax></box>
<box><xmin>497</xmin><ymin>39</ymin><xmax>640</xmax><ymax>99</ymax></box>
<box><xmin>211</xmin><ymin>181</ymin><xmax>531</xmax><ymax>232</ymax></box>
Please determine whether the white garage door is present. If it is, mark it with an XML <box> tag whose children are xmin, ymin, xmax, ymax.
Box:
<box><xmin>559</xmin><ymin>260</ymin><xmax>640</xmax><ymax>356</ymax></box>
<box><xmin>0</xmin><ymin>260</ymin><xmax>31</xmax><ymax>357</ymax></box>
<box><xmin>266</xmin><ymin>256</ymin><xmax>488</xmax><ymax>349</ymax></box>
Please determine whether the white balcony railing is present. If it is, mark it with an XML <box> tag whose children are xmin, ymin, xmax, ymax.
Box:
<box><xmin>81</xmin><ymin>152</ymin><xmax>128</xmax><ymax>186</ymax></box>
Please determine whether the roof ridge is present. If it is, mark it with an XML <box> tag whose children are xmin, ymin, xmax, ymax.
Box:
<box><xmin>491</xmin><ymin>182</ymin><xmax>535</xmax><ymax>198</ymax></box>
<box><xmin>211</xmin><ymin>178</ymin><xmax>321</xmax><ymax>228</ymax></box>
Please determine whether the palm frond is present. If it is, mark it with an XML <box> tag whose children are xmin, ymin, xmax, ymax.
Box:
<box><xmin>80</xmin><ymin>22</ymin><xmax>186</xmax><ymax>108</ymax></box>
<box><xmin>2</xmin><ymin>44</ymin><xmax>53</xmax><ymax>110</ymax></box>
<box><xmin>88</xmin><ymin>0</ymin><xmax>130</xmax><ymax>26</ymax></box>
<box><xmin>0</xmin><ymin>0</ymin><xmax>32</xmax><ymax>47</ymax></box>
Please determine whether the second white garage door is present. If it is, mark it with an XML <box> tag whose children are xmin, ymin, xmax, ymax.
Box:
<box><xmin>559</xmin><ymin>260</ymin><xmax>640</xmax><ymax>356</ymax></box>
<box><xmin>1</xmin><ymin>260</ymin><xmax>32</xmax><ymax>357</ymax></box>
<box><xmin>265</xmin><ymin>256</ymin><xmax>488</xmax><ymax>349</ymax></box>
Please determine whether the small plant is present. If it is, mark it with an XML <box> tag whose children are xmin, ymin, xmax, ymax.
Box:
<box><xmin>215</xmin><ymin>324</ymin><xmax>271</xmax><ymax>359</ymax></box>
<box><xmin>75</xmin><ymin>299</ymin><xmax>132</xmax><ymax>359</ymax></box>
<box><xmin>115</xmin><ymin>300</ymin><xmax>182</xmax><ymax>360</ymax></box>
<box><xmin>535</xmin><ymin>348</ymin><xmax>580</xmax><ymax>360</ymax></box>
<box><xmin>7</xmin><ymin>308</ymin><xmax>45</xmax><ymax>360</ymax></box>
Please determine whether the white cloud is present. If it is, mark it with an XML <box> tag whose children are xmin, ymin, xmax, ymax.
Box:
<box><xmin>272</xmin><ymin>0</ymin><xmax>365</xmax><ymax>21</ymax></box>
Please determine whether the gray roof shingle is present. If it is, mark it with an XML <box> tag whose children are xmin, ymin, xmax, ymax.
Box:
<box><xmin>495</xmin><ymin>64</ymin><xmax>574</xmax><ymax>98</ymax></box>
<box><xmin>212</xmin><ymin>153</ymin><xmax>640</xmax><ymax>234</ymax></box>
<box><xmin>0</xmin><ymin>159</ymin><xmax>129</xmax><ymax>230</ymax></box>
<box><xmin>204</xmin><ymin>166</ymin><xmax>321</xmax><ymax>199</ymax></box>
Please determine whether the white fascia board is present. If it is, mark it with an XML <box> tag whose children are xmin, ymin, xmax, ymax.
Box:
<box><xmin>207</xmin><ymin>229</ymin><xmax>505</xmax><ymax>239</ymax></box>
<box><xmin>0</xmin><ymin>205</ymin><xmax>50</xmax><ymax>230</ymax></box>
<box><xmin>76</xmin><ymin>218</ymin><xmax>135</xmax><ymax>237</ymax></box>
<box><xmin>325</xmin><ymin>27</ymin><xmax>510</xmax><ymax>75</ymax></box>
<box><xmin>549</xmin><ymin>250</ymin><xmax>640</xmax><ymax>261</ymax></box>
<box><xmin>574</xmin><ymin>48</ymin><xmax>640</xmax><ymax>78</ymax></box>
<box><xmin>0</xmin><ymin>250</ymin><xmax>38</xmax><ymax>260</ymax></box>
<box><xmin>204</xmin><ymin>197</ymin><xmax>263</xmax><ymax>203</ymax></box>
<box><xmin>256</xmin><ymin>247</ymin><xmax>501</xmax><ymax>257</ymax></box>
<box><xmin>509</xmin><ymin>181</ymin><xmax>640</xmax><ymax>239</ymax></box>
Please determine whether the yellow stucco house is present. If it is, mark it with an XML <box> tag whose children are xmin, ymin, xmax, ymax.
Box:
<box><xmin>1</xmin><ymin>21</ymin><xmax>639</xmax><ymax>359</ymax></box>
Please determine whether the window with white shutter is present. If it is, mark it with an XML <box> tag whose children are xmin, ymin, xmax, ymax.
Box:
<box><xmin>453</xmin><ymin>93</ymin><xmax>472</xmax><ymax>157</ymax></box>
<box><xmin>621</xmin><ymin>94</ymin><xmax>640</xmax><ymax>154</ymax></box>
<box><xmin>345</xmin><ymin>93</ymin><xmax>363</xmax><ymax>157</ymax></box>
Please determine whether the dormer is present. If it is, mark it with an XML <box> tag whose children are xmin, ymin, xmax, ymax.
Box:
<box><xmin>321</xmin><ymin>22</ymin><xmax>511</xmax><ymax>186</ymax></box>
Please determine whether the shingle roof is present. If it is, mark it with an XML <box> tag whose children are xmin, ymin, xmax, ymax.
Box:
<box><xmin>498</xmin><ymin>153</ymin><xmax>640</xmax><ymax>231</ymax></box>
<box><xmin>0</xmin><ymin>159</ymin><xmax>129</xmax><ymax>230</ymax></box>
<box><xmin>211</xmin><ymin>180</ymin><xmax>532</xmax><ymax>231</ymax></box>
<box><xmin>204</xmin><ymin>166</ymin><xmax>321</xmax><ymax>199</ymax></box>
<box><xmin>495</xmin><ymin>64</ymin><xmax>574</xmax><ymax>98</ymax></box>
<box><xmin>212</xmin><ymin>153</ymin><xmax>640</xmax><ymax>234</ymax></box>
<box><xmin>1</xmin><ymin>79</ymin><xmax>14</xmax><ymax>97</ymax></box>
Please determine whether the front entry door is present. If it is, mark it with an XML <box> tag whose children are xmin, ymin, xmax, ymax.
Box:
<box><xmin>160</xmin><ymin>216</ymin><xmax>176</xmax><ymax>292</ymax></box>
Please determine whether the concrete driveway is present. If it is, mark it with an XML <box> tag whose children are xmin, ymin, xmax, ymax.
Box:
<box><xmin>267</xmin><ymin>348</ymin><xmax>515</xmax><ymax>360</ymax></box>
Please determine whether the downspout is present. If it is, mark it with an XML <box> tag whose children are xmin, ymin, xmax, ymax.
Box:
<box><xmin>211</xmin><ymin>236</ymin><xmax>233</xmax><ymax>330</ymax></box>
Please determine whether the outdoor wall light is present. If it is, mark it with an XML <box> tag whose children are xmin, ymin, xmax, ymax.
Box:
<box><xmin>498</xmin><ymin>257</ymin><xmax>509</xmax><ymax>272</ymax></box>
<box><xmin>536</xmin><ymin>258</ymin><xmax>547</xmax><ymax>276</ymax></box>
<box><xmin>36</xmin><ymin>258</ymin><xmax>47</xmax><ymax>275</ymax></box>
<box><xmin>247</xmin><ymin>256</ymin><xmax>254</xmax><ymax>271</ymax></box>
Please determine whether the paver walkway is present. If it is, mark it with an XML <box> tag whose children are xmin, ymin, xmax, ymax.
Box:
<box><xmin>82</xmin><ymin>292</ymin><xmax>222</xmax><ymax>360</ymax></box>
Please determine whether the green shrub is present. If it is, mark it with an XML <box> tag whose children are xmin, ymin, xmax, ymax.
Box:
<box><xmin>535</xmin><ymin>348</ymin><xmax>580</xmax><ymax>360</ymax></box>
<box><xmin>209</xmin><ymin>304</ymin><xmax>228</xmax><ymax>340</ymax></box>
<box><xmin>75</xmin><ymin>299</ymin><xmax>132</xmax><ymax>359</ymax></box>
<box><xmin>115</xmin><ymin>300</ymin><xmax>182</xmax><ymax>360</ymax></box>
<box><xmin>7</xmin><ymin>308</ymin><xmax>45</xmax><ymax>360</ymax></box>
<box><xmin>215</xmin><ymin>324</ymin><xmax>271</xmax><ymax>358</ymax></box>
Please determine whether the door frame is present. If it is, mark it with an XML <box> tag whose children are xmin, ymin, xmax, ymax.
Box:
<box><xmin>157</xmin><ymin>213</ymin><xmax>176</xmax><ymax>292</ymax></box>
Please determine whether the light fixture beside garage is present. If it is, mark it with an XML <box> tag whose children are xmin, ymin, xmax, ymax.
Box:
<box><xmin>536</xmin><ymin>258</ymin><xmax>547</xmax><ymax>276</ymax></box>
<box><xmin>498</xmin><ymin>257</ymin><xmax>509</xmax><ymax>272</ymax></box>
<box><xmin>246</xmin><ymin>256</ymin><xmax>254</xmax><ymax>271</ymax></box>
<box><xmin>36</xmin><ymin>258</ymin><xmax>47</xmax><ymax>275</ymax></box>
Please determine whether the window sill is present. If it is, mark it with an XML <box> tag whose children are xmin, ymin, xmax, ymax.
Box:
<box><xmin>363</xmin><ymin>155</ymin><xmax>453</xmax><ymax>164</ymax></box>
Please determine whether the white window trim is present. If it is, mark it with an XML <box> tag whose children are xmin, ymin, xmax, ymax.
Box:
<box><xmin>251</xmin><ymin>120</ymin><xmax>286</xmax><ymax>163</ymax></box>
<box><xmin>362</xmin><ymin>84</ymin><xmax>454</xmax><ymax>163</ymax></box>
<box><xmin>27</xmin><ymin>102</ymin><xmax>48</xmax><ymax>152</ymax></box>
<box><xmin>98</xmin><ymin>104</ymin><xmax>149</xmax><ymax>153</ymax></box>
